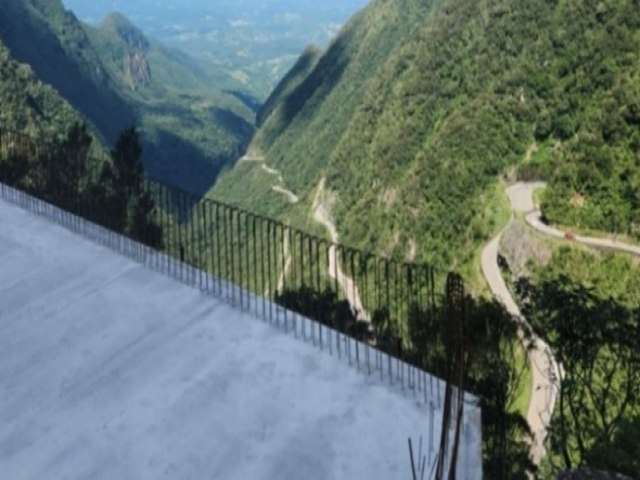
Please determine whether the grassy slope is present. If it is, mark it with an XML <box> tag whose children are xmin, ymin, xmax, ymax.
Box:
<box><xmin>211</xmin><ymin>0</ymin><xmax>639</xmax><ymax>278</ymax></box>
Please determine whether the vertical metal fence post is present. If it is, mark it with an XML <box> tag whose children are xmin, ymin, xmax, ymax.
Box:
<box><xmin>280</xmin><ymin>223</ymin><xmax>287</xmax><ymax>331</ymax></box>
<box><xmin>268</xmin><ymin>220</ymin><xmax>274</xmax><ymax>324</ymax></box>
<box><xmin>224</xmin><ymin>206</ymin><xmax>231</xmax><ymax>303</ymax></box>
<box><xmin>259</xmin><ymin>216</ymin><xmax>266</xmax><ymax>320</ymax></box>
<box><xmin>202</xmin><ymin>201</ymin><xmax>210</xmax><ymax>294</ymax></box>
<box><xmin>237</xmin><ymin>209</ymin><xmax>244</xmax><ymax>311</ymax></box>
<box><xmin>252</xmin><ymin>215</ymin><xmax>258</xmax><ymax>315</ymax></box>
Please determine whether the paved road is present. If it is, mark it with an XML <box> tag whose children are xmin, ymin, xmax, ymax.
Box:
<box><xmin>526</xmin><ymin>212</ymin><xmax>640</xmax><ymax>256</ymax></box>
<box><xmin>506</xmin><ymin>182</ymin><xmax>546</xmax><ymax>213</ymax></box>
<box><xmin>482</xmin><ymin>183</ymin><xmax>561</xmax><ymax>466</ymax></box>
<box><xmin>498</xmin><ymin>180</ymin><xmax>640</xmax><ymax>461</ymax></box>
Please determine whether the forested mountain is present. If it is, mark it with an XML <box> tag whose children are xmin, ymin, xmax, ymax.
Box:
<box><xmin>208</xmin><ymin>3</ymin><xmax>640</xmax><ymax>475</ymax></box>
<box><xmin>0</xmin><ymin>0</ymin><xmax>256</xmax><ymax>195</ymax></box>
<box><xmin>211</xmin><ymin>0</ymin><xmax>640</xmax><ymax>272</ymax></box>
<box><xmin>0</xmin><ymin>0</ymin><xmax>131</xmax><ymax>140</ymax></box>
<box><xmin>0</xmin><ymin>40</ymin><xmax>84</xmax><ymax>137</ymax></box>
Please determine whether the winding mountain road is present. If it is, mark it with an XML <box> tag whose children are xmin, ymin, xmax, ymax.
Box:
<box><xmin>482</xmin><ymin>182</ymin><xmax>561</xmax><ymax>466</ymax></box>
<box><xmin>526</xmin><ymin>215</ymin><xmax>640</xmax><ymax>258</ymax></box>
<box><xmin>312</xmin><ymin>179</ymin><xmax>371</xmax><ymax>323</ymax></box>
<box><xmin>484</xmin><ymin>181</ymin><xmax>640</xmax><ymax>464</ymax></box>
<box><xmin>243</xmin><ymin>156</ymin><xmax>366</xmax><ymax>320</ymax></box>
<box><xmin>272</xmin><ymin>185</ymin><xmax>300</xmax><ymax>204</ymax></box>
<box><xmin>242</xmin><ymin>152</ymin><xmax>297</xmax><ymax>294</ymax></box>
<box><xmin>240</xmin><ymin>152</ymin><xmax>300</xmax><ymax>204</ymax></box>
<box><xmin>511</xmin><ymin>181</ymin><xmax>640</xmax><ymax>257</ymax></box>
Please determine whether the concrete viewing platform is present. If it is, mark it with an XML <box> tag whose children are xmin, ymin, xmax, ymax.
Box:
<box><xmin>0</xmin><ymin>192</ymin><xmax>481</xmax><ymax>479</ymax></box>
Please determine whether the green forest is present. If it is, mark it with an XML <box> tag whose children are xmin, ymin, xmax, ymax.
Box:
<box><xmin>209</xmin><ymin>0</ymin><xmax>640</xmax><ymax>477</ymax></box>
<box><xmin>0</xmin><ymin>0</ymin><xmax>256</xmax><ymax>195</ymax></box>
<box><xmin>0</xmin><ymin>41</ymin><xmax>84</xmax><ymax>138</ymax></box>
<box><xmin>212</xmin><ymin>0</ymin><xmax>640</xmax><ymax>272</ymax></box>
<box><xmin>520</xmin><ymin>247</ymin><xmax>640</xmax><ymax>478</ymax></box>
<box><xmin>1</xmin><ymin>0</ymin><xmax>640</xmax><ymax>478</ymax></box>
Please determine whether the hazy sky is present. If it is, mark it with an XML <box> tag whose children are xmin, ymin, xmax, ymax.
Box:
<box><xmin>60</xmin><ymin>0</ymin><xmax>368</xmax><ymax>97</ymax></box>
<box><xmin>60</xmin><ymin>0</ymin><xmax>368</xmax><ymax>31</ymax></box>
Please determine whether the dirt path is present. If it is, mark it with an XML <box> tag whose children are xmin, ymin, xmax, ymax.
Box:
<box><xmin>241</xmin><ymin>151</ymin><xmax>298</xmax><ymax>293</ymax></box>
<box><xmin>272</xmin><ymin>186</ymin><xmax>299</xmax><ymax>204</ymax></box>
<box><xmin>238</xmin><ymin>150</ymin><xmax>265</xmax><ymax>163</ymax></box>
<box><xmin>241</xmin><ymin>153</ymin><xmax>300</xmax><ymax>205</ymax></box>
<box><xmin>242</xmin><ymin>155</ymin><xmax>371</xmax><ymax>323</ymax></box>
<box><xmin>312</xmin><ymin>179</ymin><xmax>370</xmax><ymax>323</ymax></box>
<box><xmin>482</xmin><ymin>183</ymin><xmax>561</xmax><ymax>466</ymax></box>
<box><xmin>261</xmin><ymin>164</ymin><xmax>284</xmax><ymax>182</ymax></box>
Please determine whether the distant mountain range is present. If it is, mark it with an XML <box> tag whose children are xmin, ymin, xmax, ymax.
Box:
<box><xmin>61</xmin><ymin>0</ymin><xmax>368</xmax><ymax>99</ymax></box>
<box><xmin>0</xmin><ymin>0</ymin><xmax>257</xmax><ymax>194</ymax></box>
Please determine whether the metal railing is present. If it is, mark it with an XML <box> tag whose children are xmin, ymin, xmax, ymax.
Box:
<box><xmin>0</xmin><ymin>128</ymin><xmax>482</xmax><ymax>477</ymax></box>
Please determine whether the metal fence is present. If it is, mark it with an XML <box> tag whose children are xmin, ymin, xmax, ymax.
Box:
<box><xmin>0</xmin><ymin>128</ymin><xmax>482</xmax><ymax>477</ymax></box>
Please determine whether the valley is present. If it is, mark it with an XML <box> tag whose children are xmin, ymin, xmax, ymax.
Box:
<box><xmin>0</xmin><ymin>0</ymin><xmax>255</xmax><ymax>195</ymax></box>
<box><xmin>61</xmin><ymin>0</ymin><xmax>368</xmax><ymax>99</ymax></box>
<box><xmin>1</xmin><ymin>0</ymin><xmax>639</xmax><ymax>477</ymax></box>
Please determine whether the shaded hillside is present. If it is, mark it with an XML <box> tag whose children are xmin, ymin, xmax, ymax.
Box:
<box><xmin>256</xmin><ymin>45</ymin><xmax>323</xmax><ymax>128</ymax></box>
<box><xmin>85</xmin><ymin>11</ymin><xmax>256</xmax><ymax>194</ymax></box>
<box><xmin>88</xmin><ymin>12</ymin><xmax>217</xmax><ymax>96</ymax></box>
<box><xmin>211</xmin><ymin>0</ymin><xmax>640</xmax><ymax>272</ymax></box>
<box><xmin>0</xmin><ymin>0</ymin><xmax>255</xmax><ymax>195</ymax></box>
<box><xmin>0</xmin><ymin>40</ymin><xmax>83</xmax><ymax>137</ymax></box>
<box><xmin>0</xmin><ymin>0</ymin><xmax>133</xmax><ymax>141</ymax></box>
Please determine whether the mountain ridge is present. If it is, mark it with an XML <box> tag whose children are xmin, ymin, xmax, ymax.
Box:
<box><xmin>0</xmin><ymin>39</ymin><xmax>84</xmax><ymax>138</ymax></box>
<box><xmin>0</xmin><ymin>0</ymin><xmax>256</xmax><ymax>195</ymax></box>
<box><xmin>211</xmin><ymin>0</ymin><xmax>640</xmax><ymax>273</ymax></box>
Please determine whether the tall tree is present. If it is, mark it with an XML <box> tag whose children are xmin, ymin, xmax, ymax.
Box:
<box><xmin>30</xmin><ymin>122</ymin><xmax>92</xmax><ymax>206</ymax></box>
<box><xmin>107</xmin><ymin>126</ymin><xmax>144</xmax><ymax>196</ymax></box>
<box><xmin>407</xmin><ymin>296</ymin><xmax>535</xmax><ymax>479</ymax></box>
<box><xmin>100</xmin><ymin>126</ymin><xmax>162</xmax><ymax>247</ymax></box>
<box><xmin>521</xmin><ymin>277</ymin><xmax>640</xmax><ymax>473</ymax></box>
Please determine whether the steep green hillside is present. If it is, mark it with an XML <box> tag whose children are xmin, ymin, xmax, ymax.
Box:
<box><xmin>0</xmin><ymin>0</ymin><xmax>132</xmax><ymax>140</ymax></box>
<box><xmin>0</xmin><ymin>40</ymin><xmax>83</xmax><ymax>137</ymax></box>
<box><xmin>256</xmin><ymin>46</ymin><xmax>323</xmax><ymax>128</ymax></box>
<box><xmin>211</xmin><ymin>0</ymin><xmax>640</xmax><ymax>274</ymax></box>
<box><xmin>0</xmin><ymin>0</ymin><xmax>255</xmax><ymax>195</ymax></box>
<box><xmin>87</xmin><ymin>12</ymin><xmax>219</xmax><ymax>96</ymax></box>
<box><xmin>84</xmin><ymin>11</ymin><xmax>256</xmax><ymax>194</ymax></box>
